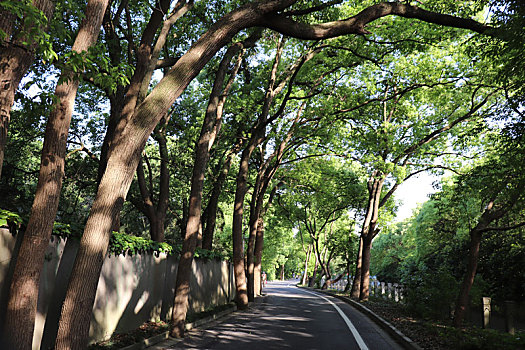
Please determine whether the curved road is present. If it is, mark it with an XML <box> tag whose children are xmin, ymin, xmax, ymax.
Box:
<box><xmin>163</xmin><ymin>280</ymin><xmax>404</xmax><ymax>349</ymax></box>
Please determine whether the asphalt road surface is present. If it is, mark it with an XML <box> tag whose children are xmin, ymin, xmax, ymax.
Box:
<box><xmin>162</xmin><ymin>280</ymin><xmax>405</xmax><ymax>350</ymax></box>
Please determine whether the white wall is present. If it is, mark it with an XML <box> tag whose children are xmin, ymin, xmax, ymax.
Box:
<box><xmin>0</xmin><ymin>229</ymin><xmax>235</xmax><ymax>349</ymax></box>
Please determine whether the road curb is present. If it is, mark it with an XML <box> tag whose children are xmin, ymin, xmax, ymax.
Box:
<box><xmin>119</xmin><ymin>304</ymin><xmax>238</xmax><ymax>350</ymax></box>
<box><xmin>298</xmin><ymin>286</ymin><xmax>423</xmax><ymax>350</ymax></box>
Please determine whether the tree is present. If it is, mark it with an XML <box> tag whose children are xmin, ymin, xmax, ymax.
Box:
<box><xmin>231</xmin><ymin>35</ymin><xmax>321</xmax><ymax>308</ymax></box>
<box><xmin>369</xmin><ymin>133</ymin><xmax>525</xmax><ymax>322</ymax></box>
<box><xmin>0</xmin><ymin>0</ymin><xmax>54</xmax><ymax>179</ymax></box>
<box><xmin>452</xmin><ymin>136</ymin><xmax>525</xmax><ymax>326</ymax></box>
<box><xmin>277</xmin><ymin>157</ymin><xmax>365</xmax><ymax>288</ymax></box>
<box><xmin>52</xmin><ymin>1</ymin><xmax>498</xmax><ymax>346</ymax></box>
<box><xmin>326</xmin><ymin>48</ymin><xmax>502</xmax><ymax>300</ymax></box>
<box><xmin>170</xmin><ymin>33</ymin><xmax>257</xmax><ymax>337</ymax></box>
<box><xmin>129</xmin><ymin>118</ymin><xmax>171</xmax><ymax>242</ymax></box>
<box><xmin>3</xmin><ymin>0</ymin><xmax>109</xmax><ymax>348</ymax></box>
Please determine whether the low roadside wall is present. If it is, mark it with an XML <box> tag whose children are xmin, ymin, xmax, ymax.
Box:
<box><xmin>0</xmin><ymin>228</ymin><xmax>235</xmax><ymax>349</ymax></box>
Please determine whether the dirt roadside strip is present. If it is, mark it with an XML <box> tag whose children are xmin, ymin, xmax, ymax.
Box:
<box><xmin>300</xmin><ymin>286</ymin><xmax>423</xmax><ymax>350</ymax></box>
<box><xmin>119</xmin><ymin>304</ymin><xmax>238</xmax><ymax>350</ymax></box>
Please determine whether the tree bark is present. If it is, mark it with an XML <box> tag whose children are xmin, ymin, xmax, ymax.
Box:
<box><xmin>0</xmin><ymin>0</ymin><xmax>54</xmax><ymax>179</ymax></box>
<box><xmin>231</xmin><ymin>34</ymin><xmax>286</xmax><ymax>309</ymax></box>
<box><xmin>350</xmin><ymin>236</ymin><xmax>363</xmax><ymax>298</ymax></box>
<box><xmin>247</xmin><ymin>187</ymin><xmax>265</xmax><ymax>301</ymax></box>
<box><xmin>97</xmin><ymin>0</ymin><xmax>178</xmax><ymax>182</ymax></box>
<box><xmin>247</xmin><ymin>176</ymin><xmax>273</xmax><ymax>300</ymax></box>
<box><xmin>359</xmin><ymin>234</ymin><xmax>373</xmax><ymax>299</ymax></box>
<box><xmin>253</xmin><ymin>218</ymin><xmax>264</xmax><ymax>295</ymax></box>
<box><xmin>359</xmin><ymin>175</ymin><xmax>383</xmax><ymax>301</ymax></box>
<box><xmin>453</xmin><ymin>228</ymin><xmax>482</xmax><ymax>327</ymax></box>
<box><xmin>452</xmin><ymin>194</ymin><xmax>523</xmax><ymax>327</ymax></box>
<box><xmin>131</xmin><ymin>116</ymin><xmax>170</xmax><ymax>242</ymax></box>
<box><xmin>253</xmin><ymin>183</ymin><xmax>279</xmax><ymax>295</ymax></box>
<box><xmin>302</xmin><ymin>244</ymin><xmax>312</xmax><ymax>285</ymax></box>
<box><xmin>199</xmin><ymin>31</ymin><xmax>258</xmax><ymax>251</ymax></box>
<box><xmin>309</xmin><ymin>251</ymin><xmax>318</xmax><ymax>287</ymax></box>
<box><xmin>3</xmin><ymin>1</ymin><xmax>107</xmax><ymax>348</ymax></box>
<box><xmin>232</xmin><ymin>143</ymin><xmax>259</xmax><ymax>309</ymax></box>
<box><xmin>169</xmin><ymin>37</ymin><xmax>253</xmax><ymax>337</ymax></box>
<box><xmin>0</xmin><ymin>46</ymin><xmax>31</xmax><ymax>180</ymax></box>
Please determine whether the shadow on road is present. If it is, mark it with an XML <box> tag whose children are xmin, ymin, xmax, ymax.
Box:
<box><xmin>168</xmin><ymin>280</ymin><xmax>350</xmax><ymax>350</ymax></box>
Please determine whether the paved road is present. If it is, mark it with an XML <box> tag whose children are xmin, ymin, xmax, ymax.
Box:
<box><xmin>161</xmin><ymin>280</ymin><xmax>404</xmax><ymax>349</ymax></box>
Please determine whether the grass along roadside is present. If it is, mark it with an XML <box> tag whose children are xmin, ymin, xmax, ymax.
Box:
<box><xmin>329</xmin><ymin>291</ymin><xmax>524</xmax><ymax>350</ymax></box>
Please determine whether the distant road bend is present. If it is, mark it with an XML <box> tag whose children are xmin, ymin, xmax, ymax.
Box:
<box><xmin>165</xmin><ymin>280</ymin><xmax>404</xmax><ymax>349</ymax></box>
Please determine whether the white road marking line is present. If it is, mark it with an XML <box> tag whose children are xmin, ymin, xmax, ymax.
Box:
<box><xmin>298</xmin><ymin>288</ymin><xmax>369</xmax><ymax>350</ymax></box>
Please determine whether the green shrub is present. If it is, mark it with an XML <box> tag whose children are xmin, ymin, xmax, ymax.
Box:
<box><xmin>1</xmin><ymin>208</ymin><xmax>231</xmax><ymax>260</ymax></box>
<box><xmin>0</xmin><ymin>209</ymin><xmax>23</xmax><ymax>233</ymax></box>
<box><xmin>402</xmin><ymin>265</ymin><xmax>458</xmax><ymax>319</ymax></box>
<box><xmin>108</xmin><ymin>232</ymin><xmax>174</xmax><ymax>256</ymax></box>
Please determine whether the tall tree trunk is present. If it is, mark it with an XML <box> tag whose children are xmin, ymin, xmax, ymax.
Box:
<box><xmin>254</xmin><ymin>218</ymin><xmax>265</xmax><ymax>295</ymax></box>
<box><xmin>154</xmin><ymin>125</ymin><xmax>170</xmax><ymax>241</ymax></box>
<box><xmin>253</xmin><ymin>183</ymin><xmax>278</xmax><ymax>296</ymax></box>
<box><xmin>3</xmin><ymin>1</ymin><xmax>107</xmax><ymax>348</ymax></box>
<box><xmin>169</xmin><ymin>140</ymin><xmax>210</xmax><ymax>338</ymax></box>
<box><xmin>246</xmin><ymin>50</ymin><xmax>317</xmax><ymax>301</ymax></box>
<box><xmin>359</xmin><ymin>175</ymin><xmax>383</xmax><ymax>301</ymax></box>
<box><xmin>247</xmin><ymin>195</ymin><xmax>263</xmax><ymax>301</ymax></box>
<box><xmin>309</xmin><ymin>253</ymin><xmax>318</xmax><ymax>287</ymax></box>
<box><xmin>451</xmin><ymin>195</ymin><xmax>518</xmax><ymax>327</ymax></box>
<box><xmin>302</xmin><ymin>244</ymin><xmax>312</xmax><ymax>285</ymax></box>
<box><xmin>169</xmin><ymin>38</ymin><xmax>250</xmax><ymax>337</ymax></box>
<box><xmin>232</xmin><ymin>145</ymin><xmax>256</xmax><ymax>309</ymax></box>
<box><xmin>246</xmin><ymin>162</ymin><xmax>272</xmax><ymax>301</ymax></box>
<box><xmin>231</xmin><ymin>35</ymin><xmax>286</xmax><ymax>309</ymax></box>
<box><xmin>95</xmin><ymin>2</ymin><xmax>126</xmax><ymax>182</ymax></box>
<box><xmin>97</xmin><ymin>0</ymin><xmax>176</xmax><ymax>181</ymax></box>
<box><xmin>0</xmin><ymin>0</ymin><xmax>54</xmax><ymax>179</ymax></box>
<box><xmin>311</xmin><ymin>236</ymin><xmax>331</xmax><ymax>288</ymax></box>
<box><xmin>132</xmin><ymin>118</ymin><xmax>170</xmax><ymax>242</ymax></box>
<box><xmin>0</xmin><ymin>46</ymin><xmax>30</xmax><ymax>179</ymax></box>
<box><xmin>180</xmin><ymin>196</ymin><xmax>188</xmax><ymax>239</ymax></box>
<box><xmin>247</xmin><ymin>103</ymin><xmax>304</xmax><ymax>300</ymax></box>
<box><xmin>453</xmin><ymin>228</ymin><xmax>482</xmax><ymax>327</ymax></box>
<box><xmin>350</xmin><ymin>236</ymin><xmax>363</xmax><ymax>298</ymax></box>
<box><xmin>344</xmin><ymin>256</ymin><xmax>352</xmax><ymax>293</ymax></box>
<box><xmin>359</xmin><ymin>234</ymin><xmax>373</xmax><ymax>300</ymax></box>
<box><xmin>135</xmin><ymin>157</ymin><xmax>162</xmax><ymax>240</ymax></box>
<box><xmin>247</xmin><ymin>177</ymin><xmax>271</xmax><ymax>300</ymax></box>
<box><xmin>96</xmin><ymin>1</ymin><xmax>191</xmax><ymax>235</ymax></box>
<box><xmin>199</xmin><ymin>29</ymin><xmax>259</xmax><ymax>252</ymax></box>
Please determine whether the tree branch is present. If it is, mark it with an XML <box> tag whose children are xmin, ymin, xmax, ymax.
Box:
<box><xmin>260</xmin><ymin>2</ymin><xmax>493</xmax><ymax>40</ymax></box>
<box><xmin>479</xmin><ymin>221</ymin><xmax>525</xmax><ymax>234</ymax></box>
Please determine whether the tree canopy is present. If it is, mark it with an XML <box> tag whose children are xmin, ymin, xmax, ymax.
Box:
<box><xmin>0</xmin><ymin>0</ymin><xmax>524</xmax><ymax>348</ymax></box>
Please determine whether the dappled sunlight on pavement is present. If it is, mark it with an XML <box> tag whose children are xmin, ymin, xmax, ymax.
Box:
<box><xmin>158</xmin><ymin>279</ymin><xmax>403</xmax><ymax>350</ymax></box>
